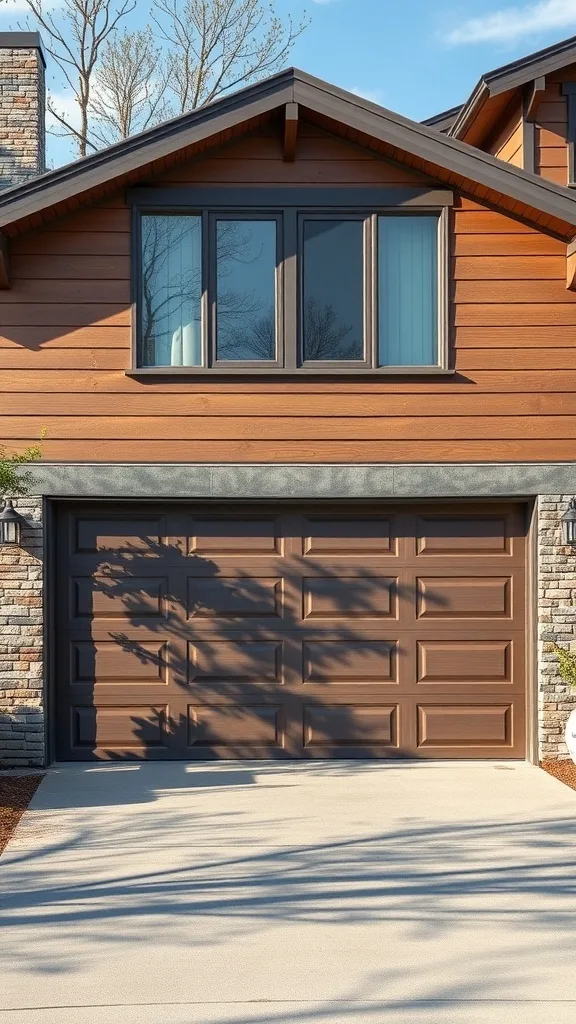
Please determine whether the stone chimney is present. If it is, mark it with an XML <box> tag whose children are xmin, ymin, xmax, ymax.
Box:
<box><xmin>0</xmin><ymin>32</ymin><xmax>46</xmax><ymax>190</ymax></box>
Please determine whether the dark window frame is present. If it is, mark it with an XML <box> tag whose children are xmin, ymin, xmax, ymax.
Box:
<box><xmin>129</xmin><ymin>187</ymin><xmax>453</xmax><ymax>377</ymax></box>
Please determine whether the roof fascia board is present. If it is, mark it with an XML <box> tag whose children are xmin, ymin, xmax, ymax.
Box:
<box><xmin>292</xmin><ymin>77</ymin><xmax>576</xmax><ymax>229</ymax></box>
<box><xmin>488</xmin><ymin>46</ymin><xmax>576</xmax><ymax>95</ymax></box>
<box><xmin>449</xmin><ymin>82</ymin><xmax>489</xmax><ymax>138</ymax></box>
<box><xmin>0</xmin><ymin>81</ymin><xmax>294</xmax><ymax>230</ymax></box>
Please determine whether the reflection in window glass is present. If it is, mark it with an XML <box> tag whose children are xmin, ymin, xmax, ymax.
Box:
<box><xmin>302</xmin><ymin>220</ymin><xmax>364</xmax><ymax>361</ymax></box>
<box><xmin>378</xmin><ymin>215</ymin><xmax>439</xmax><ymax>366</ymax></box>
<box><xmin>216</xmin><ymin>220</ymin><xmax>277</xmax><ymax>360</ymax></box>
<box><xmin>140</xmin><ymin>215</ymin><xmax>202</xmax><ymax>367</ymax></box>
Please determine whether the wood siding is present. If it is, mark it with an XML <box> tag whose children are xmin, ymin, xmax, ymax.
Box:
<box><xmin>535</xmin><ymin>69</ymin><xmax>572</xmax><ymax>185</ymax></box>
<box><xmin>0</xmin><ymin>123</ymin><xmax>574</xmax><ymax>464</ymax></box>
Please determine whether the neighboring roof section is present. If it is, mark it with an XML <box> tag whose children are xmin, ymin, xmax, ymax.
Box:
<box><xmin>421</xmin><ymin>104</ymin><xmax>463</xmax><ymax>133</ymax></box>
<box><xmin>451</xmin><ymin>33</ymin><xmax>576</xmax><ymax>144</ymax></box>
<box><xmin>1</xmin><ymin>68</ymin><xmax>576</xmax><ymax>241</ymax></box>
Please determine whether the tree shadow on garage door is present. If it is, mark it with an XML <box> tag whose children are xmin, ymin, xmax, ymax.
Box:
<box><xmin>55</xmin><ymin>508</ymin><xmax>453</xmax><ymax>767</ymax></box>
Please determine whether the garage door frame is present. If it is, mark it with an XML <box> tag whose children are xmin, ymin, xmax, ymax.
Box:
<box><xmin>45</xmin><ymin>497</ymin><xmax>537</xmax><ymax>763</ymax></box>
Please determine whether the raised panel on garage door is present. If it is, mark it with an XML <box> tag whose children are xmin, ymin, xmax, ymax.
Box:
<box><xmin>54</xmin><ymin>503</ymin><xmax>527</xmax><ymax>760</ymax></box>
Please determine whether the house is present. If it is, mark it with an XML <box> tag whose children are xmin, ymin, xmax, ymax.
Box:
<box><xmin>1</xmin><ymin>30</ymin><xmax>576</xmax><ymax>765</ymax></box>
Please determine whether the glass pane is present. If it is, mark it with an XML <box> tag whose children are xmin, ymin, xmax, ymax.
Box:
<box><xmin>302</xmin><ymin>220</ymin><xmax>364</xmax><ymax>361</ymax></box>
<box><xmin>140</xmin><ymin>215</ymin><xmax>202</xmax><ymax>367</ymax></box>
<box><xmin>378</xmin><ymin>215</ymin><xmax>439</xmax><ymax>366</ymax></box>
<box><xmin>216</xmin><ymin>220</ymin><xmax>277</xmax><ymax>361</ymax></box>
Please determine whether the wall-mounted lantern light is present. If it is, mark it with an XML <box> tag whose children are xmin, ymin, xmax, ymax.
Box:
<box><xmin>562</xmin><ymin>498</ymin><xmax>576</xmax><ymax>547</ymax></box>
<box><xmin>0</xmin><ymin>500</ymin><xmax>26</xmax><ymax>547</ymax></box>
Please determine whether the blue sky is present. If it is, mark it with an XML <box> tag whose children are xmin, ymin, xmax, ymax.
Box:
<box><xmin>2</xmin><ymin>0</ymin><xmax>576</xmax><ymax>166</ymax></box>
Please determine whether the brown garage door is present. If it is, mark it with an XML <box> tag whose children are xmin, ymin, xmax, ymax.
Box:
<box><xmin>54</xmin><ymin>502</ymin><xmax>527</xmax><ymax>760</ymax></box>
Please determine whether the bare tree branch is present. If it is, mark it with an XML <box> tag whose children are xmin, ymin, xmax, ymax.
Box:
<box><xmin>17</xmin><ymin>0</ymin><xmax>137</xmax><ymax>155</ymax></box>
<box><xmin>152</xmin><ymin>0</ymin><xmax>309</xmax><ymax>113</ymax></box>
<box><xmin>90</xmin><ymin>28</ymin><xmax>171</xmax><ymax>144</ymax></box>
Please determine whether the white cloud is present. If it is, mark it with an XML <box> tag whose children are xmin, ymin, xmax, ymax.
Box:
<box><xmin>0</xmin><ymin>0</ymin><xmax>61</xmax><ymax>11</ymax></box>
<box><xmin>446</xmin><ymin>0</ymin><xmax>576</xmax><ymax>45</ymax></box>
<box><xmin>46</xmin><ymin>90</ymin><xmax>81</xmax><ymax>132</ymax></box>
<box><xmin>348</xmin><ymin>84</ymin><xmax>385</xmax><ymax>106</ymax></box>
<box><xmin>310</xmin><ymin>0</ymin><xmax>340</xmax><ymax>5</ymax></box>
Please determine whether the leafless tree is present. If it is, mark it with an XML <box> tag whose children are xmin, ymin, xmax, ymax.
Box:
<box><xmin>90</xmin><ymin>28</ymin><xmax>170</xmax><ymax>145</ymax></box>
<box><xmin>16</xmin><ymin>0</ymin><xmax>137</xmax><ymax>156</ymax></box>
<box><xmin>152</xmin><ymin>0</ymin><xmax>309</xmax><ymax>113</ymax></box>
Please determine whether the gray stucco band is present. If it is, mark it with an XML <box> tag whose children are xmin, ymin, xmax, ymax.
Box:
<box><xmin>22</xmin><ymin>461</ymin><xmax>576</xmax><ymax>499</ymax></box>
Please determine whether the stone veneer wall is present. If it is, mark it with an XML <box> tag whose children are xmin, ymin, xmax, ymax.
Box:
<box><xmin>0</xmin><ymin>42</ymin><xmax>45</xmax><ymax>189</ymax></box>
<box><xmin>0</xmin><ymin>497</ymin><xmax>43</xmax><ymax>767</ymax></box>
<box><xmin>538</xmin><ymin>495</ymin><xmax>576</xmax><ymax>759</ymax></box>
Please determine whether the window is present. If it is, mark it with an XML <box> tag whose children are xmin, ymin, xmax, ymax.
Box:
<box><xmin>136</xmin><ymin>199</ymin><xmax>448</xmax><ymax>373</ymax></box>
<box><xmin>302</xmin><ymin>219</ymin><xmax>365</xmax><ymax>363</ymax></box>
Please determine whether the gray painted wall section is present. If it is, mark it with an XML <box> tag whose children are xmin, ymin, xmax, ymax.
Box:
<box><xmin>21</xmin><ymin>462</ymin><xmax>576</xmax><ymax>498</ymax></box>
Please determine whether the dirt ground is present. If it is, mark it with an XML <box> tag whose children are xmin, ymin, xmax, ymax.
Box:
<box><xmin>0</xmin><ymin>774</ymin><xmax>43</xmax><ymax>854</ymax></box>
<box><xmin>541</xmin><ymin>759</ymin><xmax>576</xmax><ymax>794</ymax></box>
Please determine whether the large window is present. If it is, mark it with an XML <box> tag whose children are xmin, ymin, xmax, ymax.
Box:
<box><xmin>136</xmin><ymin>201</ymin><xmax>448</xmax><ymax>373</ymax></box>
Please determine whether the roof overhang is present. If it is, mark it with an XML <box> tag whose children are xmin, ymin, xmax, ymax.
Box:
<box><xmin>1</xmin><ymin>68</ymin><xmax>576</xmax><ymax>243</ymax></box>
<box><xmin>451</xmin><ymin>33</ymin><xmax>576</xmax><ymax>145</ymax></box>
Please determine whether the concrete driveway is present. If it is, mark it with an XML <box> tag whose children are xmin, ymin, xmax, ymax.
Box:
<box><xmin>0</xmin><ymin>761</ymin><xmax>575</xmax><ymax>1024</ymax></box>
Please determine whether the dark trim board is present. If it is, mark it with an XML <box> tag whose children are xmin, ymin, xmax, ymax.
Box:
<box><xmin>22</xmin><ymin>461</ymin><xmax>576</xmax><ymax>499</ymax></box>
<box><xmin>127</xmin><ymin>186</ymin><xmax>455</xmax><ymax>208</ymax></box>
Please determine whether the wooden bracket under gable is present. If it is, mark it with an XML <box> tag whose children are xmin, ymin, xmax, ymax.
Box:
<box><xmin>283</xmin><ymin>102</ymin><xmax>299</xmax><ymax>161</ymax></box>
<box><xmin>525</xmin><ymin>77</ymin><xmax>546</xmax><ymax>122</ymax></box>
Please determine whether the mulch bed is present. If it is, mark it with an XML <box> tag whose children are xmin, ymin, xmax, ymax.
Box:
<box><xmin>541</xmin><ymin>759</ymin><xmax>576</xmax><ymax>793</ymax></box>
<box><xmin>0</xmin><ymin>774</ymin><xmax>43</xmax><ymax>854</ymax></box>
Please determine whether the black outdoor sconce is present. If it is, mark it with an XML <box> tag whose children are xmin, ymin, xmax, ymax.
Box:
<box><xmin>562</xmin><ymin>498</ymin><xmax>576</xmax><ymax>547</ymax></box>
<box><xmin>0</xmin><ymin>500</ymin><xmax>26</xmax><ymax>547</ymax></box>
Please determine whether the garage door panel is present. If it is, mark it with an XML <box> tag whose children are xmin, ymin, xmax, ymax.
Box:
<box><xmin>302</xmin><ymin>576</ymin><xmax>398</xmax><ymax>621</ymax></box>
<box><xmin>417</xmin><ymin>576</ymin><xmax>512</xmax><ymax>619</ymax></box>
<box><xmin>417</xmin><ymin>640</ymin><xmax>513</xmax><ymax>684</ymax></box>
<box><xmin>417</xmin><ymin>704</ymin><xmax>514</xmax><ymax>750</ymax></box>
<box><xmin>69</xmin><ymin>704</ymin><xmax>170</xmax><ymax>753</ymax></box>
<box><xmin>187</xmin><ymin>704</ymin><xmax>285</xmax><ymax>750</ymax></box>
<box><xmin>302</xmin><ymin>517</ymin><xmax>397</xmax><ymax>556</ymax></box>
<box><xmin>71</xmin><ymin>639</ymin><xmax>169</xmax><ymax>685</ymax></box>
<box><xmin>188</xmin><ymin>517</ymin><xmax>283</xmax><ymax>556</ymax></box>
<box><xmin>55</xmin><ymin>502</ymin><xmax>528</xmax><ymax>760</ymax></box>
<box><xmin>415</xmin><ymin>514</ymin><xmax>513</xmax><ymax>556</ymax></box>
<box><xmin>187</xmin><ymin>639</ymin><xmax>284</xmax><ymax>686</ymax></box>
<box><xmin>302</xmin><ymin>640</ymin><xmax>397</xmax><ymax>684</ymax></box>
<box><xmin>70</xmin><ymin>575</ymin><xmax>168</xmax><ymax>622</ymax></box>
<box><xmin>72</xmin><ymin>517</ymin><xmax>169</xmax><ymax>556</ymax></box>
<box><xmin>187</xmin><ymin>576</ymin><xmax>284</xmax><ymax>621</ymax></box>
<box><xmin>303</xmin><ymin>704</ymin><xmax>399</xmax><ymax>750</ymax></box>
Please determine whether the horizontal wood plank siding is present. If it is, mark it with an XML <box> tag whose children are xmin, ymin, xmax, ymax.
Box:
<box><xmin>535</xmin><ymin>80</ymin><xmax>568</xmax><ymax>185</ymax></box>
<box><xmin>1</xmin><ymin>123</ymin><xmax>575</xmax><ymax>463</ymax></box>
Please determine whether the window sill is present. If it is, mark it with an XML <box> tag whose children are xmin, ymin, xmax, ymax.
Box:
<box><xmin>126</xmin><ymin>366</ymin><xmax>455</xmax><ymax>378</ymax></box>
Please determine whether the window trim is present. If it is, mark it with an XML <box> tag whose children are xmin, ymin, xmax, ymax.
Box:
<box><xmin>130</xmin><ymin>189</ymin><xmax>452</xmax><ymax>377</ymax></box>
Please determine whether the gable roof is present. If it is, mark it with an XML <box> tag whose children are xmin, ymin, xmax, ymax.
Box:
<box><xmin>450</xmin><ymin>33</ymin><xmax>576</xmax><ymax>143</ymax></box>
<box><xmin>2</xmin><ymin>67</ymin><xmax>576</xmax><ymax>240</ymax></box>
